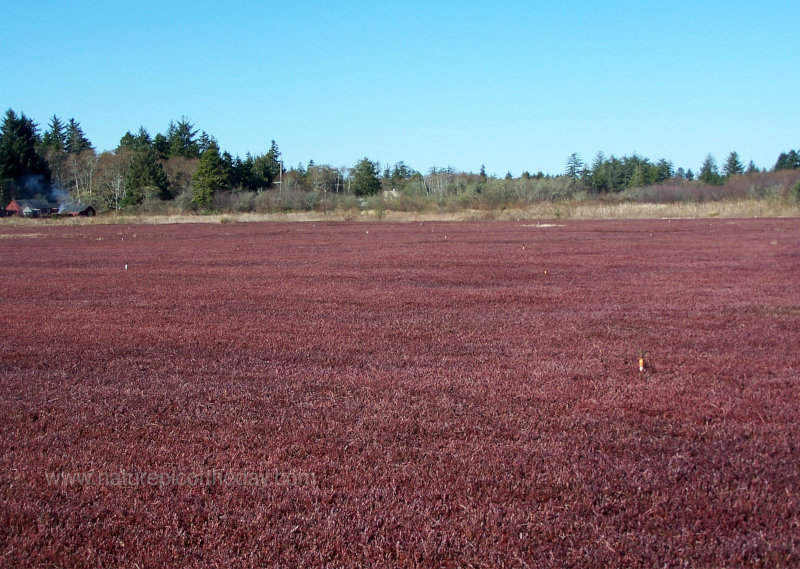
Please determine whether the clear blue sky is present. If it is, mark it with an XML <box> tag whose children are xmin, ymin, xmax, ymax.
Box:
<box><xmin>2</xmin><ymin>0</ymin><xmax>798</xmax><ymax>175</ymax></box>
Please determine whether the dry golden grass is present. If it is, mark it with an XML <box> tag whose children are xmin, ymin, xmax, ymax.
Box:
<box><xmin>1</xmin><ymin>199</ymin><xmax>798</xmax><ymax>227</ymax></box>
<box><xmin>550</xmin><ymin>199</ymin><xmax>800</xmax><ymax>220</ymax></box>
<box><xmin>365</xmin><ymin>199</ymin><xmax>800</xmax><ymax>222</ymax></box>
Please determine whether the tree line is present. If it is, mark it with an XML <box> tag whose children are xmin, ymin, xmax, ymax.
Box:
<box><xmin>564</xmin><ymin>150</ymin><xmax>765</xmax><ymax>192</ymax></box>
<box><xmin>0</xmin><ymin>110</ymin><xmax>285</xmax><ymax>211</ymax></box>
<box><xmin>1</xmin><ymin>108</ymin><xmax>798</xmax><ymax>212</ymax></box>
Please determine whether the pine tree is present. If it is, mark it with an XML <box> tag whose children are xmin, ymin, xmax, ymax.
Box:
<box><xmin>231</xmin><ymin>153</ymin><xmax>256</xmax><ymax>190</ymax></box>
<box><xmin>350</xmin><ymin>157</ymin><xmax>382</xmax><ymax>196</ymax></box>
<box><xmin>41</xmin><ymin>115</ymin><xmax>66</xmax><ymax>154</ymax></box>
<box><xmin>588</xmin><ymin>151</ymin><xmax>609</xmax><ymax>192</ymax></box>
<box><xmin>118</xmin><ymin>132</ymin><xmax>136</xmax><ymax>150</ymax></box>
<box><xmin>197</xmin><ymin>131</ymin><xmax>215</xmax><ymax>155</ymax></box>
<box><xmin>251</xmin><ymin>140</ymin><xmax>282</xmax><ymax>188</ymax></box>
<box><xmin>167</xmin><ymin>117</ymin><xmax>199</xmax><ymax>158</ymax></box>
<box><xmin>119</xmin><ymin>127</ymin><xmax>153</xmax><ymax>153</ymax></box>
<box><xmin>65</xmin><ymin>118</ymin><xmax>92</xmax><ymax>154</ymax></box>
<box><xmin>722</xmin><ymin>151</ymin><xmax>744</xmax><ymax>178</ymax></box>
<box><xmin>629</xmin><ymin>165</ymin><xmax>647</xmax><ymax>188</ymax></box>
<box><xmin>153</xmin><ymin>133</ymin><xmax>169</xmax><ymax>159</ymax></box>
<box><xmin>0</xmin><ymin>109</ymin><xmax>51</xmax><ymax>203</ymax></box>
<box><xmin>264</xmin><ymin>140</ymin><xmax>282</xmax><ymax>183</ymax></box>
<box><xmin>565</xmin><ymin>153</ymin><xmax>584</xmax><ymax>180</ymax></box>
<box><xmin>774</xmin><ymin>150</ymin><xmax>799</xmax><ymax>171</ymax></box>
<box><xmin>122</xmin><ymin>146</ymin><xmax>169</xmax><ymax>206</ymax></box>
<box><xmin>698</xmin><ymin>154</ymin><xmax>722</xmax><ymax>185</ymax></box>
<box><xmin>192</xmin><ymin>142</ymin><xmax>228</xmax><ymax>209</ymax></box>
<box><xmin>656</xmin><ymin>158</ymin><xmax>674</xmax><ymax>182</ymax></box>
<box><xmin>40</xmin><ymin>115</ymin><xmax>67</xmax><ymax>185</ymax></box>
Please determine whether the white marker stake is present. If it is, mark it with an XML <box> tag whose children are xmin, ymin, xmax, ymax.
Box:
<box><xmin>125</xmin><ymin>264</ymin><xmax>128</xmax><ymax>271</ymax></box>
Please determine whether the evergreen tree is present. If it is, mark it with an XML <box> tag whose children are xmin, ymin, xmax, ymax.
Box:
<box><xmin>722</xmin><ymin>151</ymin><xmax>744</xmax><ymax>178</ymax></box>
<box><xmin>221</xmin><ymin>151</ymin><xmax>235</xmax><ymax>185</ymax></box>
<box><xmin>251</xmin><ymin>140</ymin><xmax>282</xmax><ymax>188</ymax></box>
<box><xmin>264</xmin><ymin>140</ymin><xmax>282</xmax><ymax>182</ymax></box>
<box><xmin>774</xmin><ymin>149</ymin><xmax>799</xmax><ymax>171</ymax></box>
<box><xmin>629</xmin><ymin>165</ymin><xmax>648</xmax><ymax>188</ymax></box>
<box><xmin>387</xmin><ymin>161</ymin><xmax>415</xmax><ymax>190</ymax></box>
<box><xmin>250</xmin><ymin>155</ymin><xmax>271</xmax><ymax>189</ymax></box>
<box><xmin>656</xmin><ymin>158</ymin><xmax>674</xmax><ymax>182</ymax></box>
<box><xmin>698</xmin><ymin>154</ymin><xmax>722</xmax><ymax>185</ymax></box>
<box><xmin>588</xmin><ymin>151</ymin><xmax>608</xmax><ymax>192</ymax></box>
<box><xmin>153</xmin><ymin>133</ymin><xmax>169</xmax><ymax>159</ymax></box>
<box><xmin>65</xmin><ymin>118</ymin><xmax>92</xmax><ymax>153</ymax></box>
<box><xmin>231</xmin><ymin>153</ymin><xmax>256</xmax><ymax>190</ymax></box>
<box><xmin>0</xmin><ymin>109</ymin><xmax>51</xmax><ymax>203</ymax></box>
<box><xmin>41</xmin><ymin>115</ymin><xmax>67</xmax><ymax>154</ymax></box>
<box><xmin>350</xmin><ymin>157</ymin><xmax>382</xmax><ymax>196</ymax></box>
<box><xmin>40</xmin><ymin>115</ymin><xmax>67</xmax><ymax>185</ymax></box>
<box><xmin>197</xmin><ymin>131</ymin><xmax>215</xmax><ymax>155</ymax></box>
<box><xmin>607</xmin><ymin>156</ymin><xmax>627</xmax><ymax>191</ymax></box>
<box><xmin>564</xmin><ymin>152</ymin><xmax>583</xmax><ymax>180</ymax></box>
<box><xmin>390</xmin><ymin>161</ymin><xmax>414</xmax><ymax>182</ymax></box>
<box><xmin>745</xmin><ymin>160</ymin><xmax>758</xmax><ymax>174</ymax></box>
<box><xmin>620</xmin><ymin>154</ymin><xmax>655</xmax><ymax>188</ymax></box>
<box><xmin>192</xmin><ymin>141</ymin><xmax>228</xmax><ymax>209</ymax></box>
<box><xmin>118</xmin><ymin>127</ymin><xmax>152</xmax><ymax>153</ymax></box>
<box><xmin>118</xmin><ymin>131</ymin><xmax>136</xmax><ymax>150</ymax></box>
<box><xmin>122</xmin><ymin>146</ymin><xmax>169</xmax><ymax>206</ymax></box>
<box><xmin>565</xmin><ymin>153</ymin><xmax>584</xmax><ymax>180</ymax></box>
<box><xmin>167</xmin><ymin>117</ymin><xmax>199</xmax><ymax>158</ymax></box>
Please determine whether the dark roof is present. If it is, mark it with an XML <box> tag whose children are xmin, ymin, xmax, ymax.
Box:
<box><xmin>10</xmin><ymin>199</ymin><xmax>60</xmax><ymax>210</ymax></box>
<box><xmin>58</xmin><ymin>203</ymin><xmax>95</xmax><ymax>214</ymax></box>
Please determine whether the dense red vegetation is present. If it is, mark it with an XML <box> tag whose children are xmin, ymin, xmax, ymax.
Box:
<box><xmin>1</xmin><ymin>219</ymin><xmax>799</xmax><ymax>567</ymax></box>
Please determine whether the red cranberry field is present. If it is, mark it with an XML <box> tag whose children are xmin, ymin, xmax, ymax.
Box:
<box><xmin>1</xmin><ymin>218</ymin><xmax>799</xmax><ymax>567</ymax></box>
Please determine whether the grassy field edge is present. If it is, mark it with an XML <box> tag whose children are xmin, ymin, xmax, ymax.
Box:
<box><xmin>1</xmin><ymin>198</ymin><xmax>799</xmax><ymax>226</ymax></box>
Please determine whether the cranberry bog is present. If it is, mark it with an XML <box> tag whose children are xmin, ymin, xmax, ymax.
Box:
<box><xmin>1</xmin><ymin>218</ymin><xmax>799</xmax><ymax>568</ymax></box>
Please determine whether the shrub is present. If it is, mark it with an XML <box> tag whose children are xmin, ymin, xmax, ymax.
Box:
<box><xmin>252</xmin><ymin>190</ymin><xmax>318</xmax><ymax>213</ymax></box>
<box><xmin>174</xmin><ymin>189</ymin><xmax>195</xmax><ymax>212</ymax></box>
<box><xmin>136</xmin><ymin>196</ymin><xmax>173</xmax><ymax>214</ymax></box>
<box><xmin>389</xmin><ymin>192</ymin><xmax>435</xmax><ymax>212</ymax></box>
<box><xmin>213</xmin><ymin>191</ymin><xmax>256</xmax><ymax>213</ymax></box>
